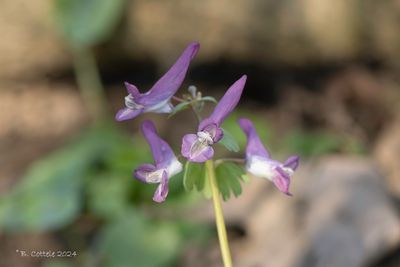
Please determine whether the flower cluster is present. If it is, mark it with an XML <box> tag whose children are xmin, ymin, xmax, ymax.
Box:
<box><xmin>116</xmin><ymin>42</ymin><xmax>299</xmax><ymax>202</ymax></box>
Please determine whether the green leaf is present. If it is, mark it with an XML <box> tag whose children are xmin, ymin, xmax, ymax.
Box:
<box><xmin>53</xmin><ymin>0</ymin><xmax>126</xmax><ymax>48</ymax></box>
<box><xmin>240</xmin><ymin>174</ymin><xmax>250</xmax><ymax>183</ymax></box>
<box><xmin>168</xmin><ymin>101</ymin><xmax>192</xmax><ymax>118</ymax></box>
<box><xmin>194</xmin><ymin>167</ymin><xmax>206</xmax><ymax>191</ymax></box>
<box><xmin>226</xmin><ymin>174</ymin><xmax>242</xmax><ymax>197</ymax></box>
<box><xmin>0</xmin><ymin>126</ymin><xmax>120</xmax><ymax>232</ymax></box>
<box><xmin>183</xmin><ymin>161</ymin><xmax>194</xmax><ymax>191</ymax></box>
<box><xmin>219</xmin><ymin>128</ymin><xmax>240</xmax><ymax>152</ymax></box>
<box><xmin>87</xmin><ymin>173</ymin><xmax>130</xmax><ymax>220</ymax></box>
<box><xmin>98</xmin><ymin>211</ymin><xmax>182</xmax><ymax>267</ymax></box>
<box><xmin>104</xmin><ymin>133</ymin><xmax>150</xmax><ymax>174</ymax></box>
<box><xmin>183</xmin><ymin>161</ymin><xmax>205</xmax><ymax>191</ymax></box>
<box><xmin>216</xmin><ymin>173</ymin><xmax>230</xmax><ymax>201</ymax></box>
<box><xmin>182</xmin><ymin>162</ymin><xmax>212</xmax><ymax>198</ymax></box>
<box><xmin>200</xmin><ymin>96</ymin><xmax>218</xmax><ymax>104</ymax></box>
<box><xmin>201</xmin><ymin>170</ymin><xmax>212</xmax><ymax>199</ymax></box>
<box><xmin>215</xmin><ymin>162</ymin><xmax>246</xmax><ymax>201</ymax></box>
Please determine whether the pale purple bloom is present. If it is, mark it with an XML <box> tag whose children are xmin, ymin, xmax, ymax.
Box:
<box><xmin>116</xmin><ymin>42</ymin><xmax>200</xmax><ymax>121</ymax></box>
<box><xmin>134</xmin><ymin>120</ymin><xmax>183</xmax><ymax>203</ymax></box>
<box><xmin>181</xmin><ymin>75</ymin><xmax>247</xmax><ymax>162</ymax></box>
<box><xmin>238</xmin><ymin>118</ymin><xmax>299</xmax><ymax>196</ymax></box>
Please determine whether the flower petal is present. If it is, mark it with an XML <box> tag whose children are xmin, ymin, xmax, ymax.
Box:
<box><xmin>273</xmin><ymin>167</ymin><xmax>293</xmax><ymax>196</ymax></box>
<box><xmin>141</xmin><ymin>120</ymin><xmax>176</xmax><ymax>165</ymax></box>
<box><xmin>134</xmin><ymin>163</ymin><xmax>157</xmax><ymax>183</ymax></box>
<box><xmin>138</xmin><ymin>42</ymin><xmax>200</xmax><ymax>106</ymax></box>
<box><xmin>115</xmin><ymin>108</ymin><xmax>143</xmax><ymax>121</ymax></box>
<box><xmin>153</xmin><ymin>171</ymin><xmax>169</xmax><ymax>203</ymax></box>
<box><xmin>124</xmin><ymin>82</ymin><xmax>141</xmax><ymax>98</ymax></box>
<box><xmin>146</xmin><ymin>101</ymin><xmax>174</xmax><ymax>114</ymax></box>
<box><xmin>181</xmin><ymin>134</ymin><xmax>214</xmax><ymax>162</ymax></box>
<box><xmin>181</xmin><ymin>133</ymin><xmax>196</xmax><ymax>157</ymax></box>
<box><xmin>199</xmin><ymin>75</ymin><xmax>246</xmax><ymax>130</ymax></box>
<box><xmin>283</xmin><ymin>155</ymin><xmax>300</xmax><ymax>170</ymax></box>
<box><xmin>238</xmin><ymin>118</ymin><xmax>270</xmax><ymax>158</ymax></box>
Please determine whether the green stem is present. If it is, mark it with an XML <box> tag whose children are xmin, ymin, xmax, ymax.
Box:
<box><xmin>191</xmin><ymin>107</ymin><xmax>202</xmax><ymax>123</ymax></box>
<box><xmin>72</xmin><ymin>48</ymin><xmax>108</xmax><ymax>122</ymax></box>
<box><xmin>172</xmin><ymin>96</ymin><xmax>185</xmax><ymax>102</ymax></box>
<box><xmin>205</xmin><ymin>160</ymin><xmax>233</xmax><ymax>267</ymax></box>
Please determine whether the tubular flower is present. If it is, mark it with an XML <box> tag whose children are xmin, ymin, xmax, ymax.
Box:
<box><xmin>238</xmin><ymin>118</ymin><xmax>299</xmax><ymax>196</ymax></box>
<box><xmin>134</xmin><ymin>120</ymin><xmax>183</xmax><ymax>203</ymax></box>
<box><xmin>115</xmin><ymin>42</ymin><xmax>200</xmax><ymax>121</ymax></box>
<box><xmin>181</xmin><ymin>75</ymin><xmax>247</xmax><ymax>162</ymax></box>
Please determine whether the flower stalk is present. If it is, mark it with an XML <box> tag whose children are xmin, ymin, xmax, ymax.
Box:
<box><xmin>73</xmin><ymin>48</ymin><xmax>107</xmax><ymax>121</ymax></box>
<box><xmin>206</xmin><ymin>160</ymin><xmax>233</xmax><ymax>267</ymax></box>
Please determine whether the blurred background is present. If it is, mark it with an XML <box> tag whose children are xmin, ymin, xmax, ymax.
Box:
<box><xmin>1</xmin><ymin>0</ymin><xmax>400</xmax><ymax>267</ymax></box>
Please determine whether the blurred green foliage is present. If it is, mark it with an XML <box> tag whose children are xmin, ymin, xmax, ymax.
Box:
<box><xmin>98</xmin><ymin>211</ymin><xmax>182</xmax><ymax>267</ymax></box>
<box><xmin>222</xmin><ymin>110</ymin><xmax>366</xmax><ymax>158</ymax></box>
<box><xmin>282</xmin><ymin>129</ymin><xmax>366</xmax><ymax>156</ymax></box>
<box><xmin>28</xmin><ymin>1</ymin><xmax>216</xmax><ymax>266</ymax></box>
<box><xmin>0</xmin><ymin>124</ymin><xmax>209</xmax><ymax>267</ymax></box>
<box><xmin>87</xmin><ymin>173</ymin><xmax>131</xmax><ymax>221</ymax></box>
<box><xmin>53</xmin><ymin>0</ymin><xmax>126</xmax><ymax>48</ymax></box>
<box><xmin>0</xmin><ymin>127</ymin><xmax>112</xmax><ymax>232</ymax></box>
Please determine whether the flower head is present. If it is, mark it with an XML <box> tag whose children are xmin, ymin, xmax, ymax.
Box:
<box><xmin>238</xmin><ymin>118</ymin><xmax>299</xmax><ymax>195</ymax></box>
<box><xmin>116</xmin><ymin>42</ymin><xmax>200</xmax><ymax>121</ymax></box>
<box><xmin>134</xmin><ymin>120</ymin><xmax>183</xmax><ymax>203</ymax></box>
<box><xmin>181</xmin><ymin>75</ymin><xmax>247</xmax><ymax>162</ymax></box>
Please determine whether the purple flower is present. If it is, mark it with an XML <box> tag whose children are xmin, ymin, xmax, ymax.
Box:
<box><xmin>134</xmin><ymin>120</ymin><xmax>183</xmax><ymax>203</ymax></box>
<box><xmin>116</xmin><ymin>42</ymin><xmax>200</xmax><ymax>121</ymax></box>
<box><xmin>181</xmin><ymin>75</ymin><xmax>247</xmax><ymax>162</ymax></box>
<box><xmin>238</xmin><ymin>118</ymin><xmax>299</xmax><ymax>196</ymax></box>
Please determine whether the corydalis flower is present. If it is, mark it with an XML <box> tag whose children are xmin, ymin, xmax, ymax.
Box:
<box><xmin>134</xmin><ymin>120</ymin><xmax>183</xmax><ymax>203</ymax></box>
<box><xmin>181</xmin><ymin>75</ymin><xmax>247</xmax><ymax>162</ymax></box>
<box><xmin>238</xmin><ymin>118</ymin><xmax>299</xmax><ymax>196</ymax></box>
<box><xmin>116</xmin><ymin>42</ymin><xmax>200</xmax><ymax>121</ymax></box>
